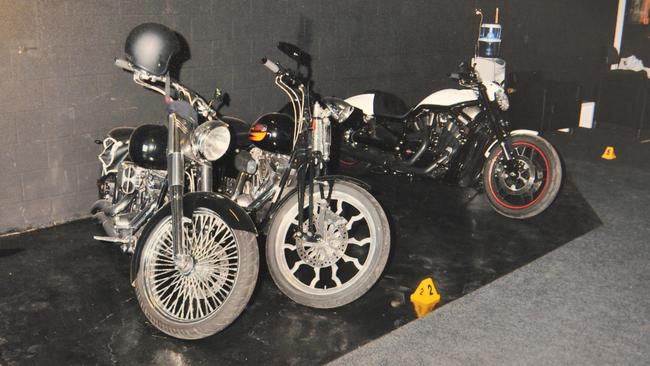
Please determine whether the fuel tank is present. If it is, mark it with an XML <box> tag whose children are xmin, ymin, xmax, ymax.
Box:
<box><xmin>248</xmin><ymin>113</ymin><xmax>294</xmax><ymax>155</ymax></box>
<box><xmin>416</xmin><ymin>89</ymin><xmax>478</xmax><ymax>107</ymax></box>
<box><xmin>129</xmin><ymin>124</ymin><xmax>168</xmax><ymax>170</ymax></box>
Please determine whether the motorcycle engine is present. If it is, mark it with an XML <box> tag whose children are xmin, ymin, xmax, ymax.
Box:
<box><xmin>116</xmin><ymin>161</ymin><xmax>166</xmax><ymax>211</ymax></box>
<box><xmin>430</xmin><ymin>112</ymin><xmax>466</xmax><ymax>165</ymax></box>
<box><xmin>236</xmin><ymin>147</ymin><xmax>293</xmax><ymax>211</ymax></box>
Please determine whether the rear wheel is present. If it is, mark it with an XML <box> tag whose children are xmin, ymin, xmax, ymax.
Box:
<box><xmin>482</xmin><ymin>134</ymin><xmax>562</xmax><ymax>219</ymax></box>
<box><xmin>134</xmin><ymin>207</ymin><xmax>258</xmax><ymax>339</ymax></box>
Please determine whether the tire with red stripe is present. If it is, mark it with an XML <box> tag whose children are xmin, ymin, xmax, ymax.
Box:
<box><xmin>482</xmin><ymin>134</ymin><xmax>562</xmax><ymax>219</ymax></box>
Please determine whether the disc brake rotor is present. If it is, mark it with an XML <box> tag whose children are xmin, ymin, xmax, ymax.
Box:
<box><xmin>496</xmin><ymin>155</ymin><xmax>537</xmax><ymax>195</ymax></box>
<box><xmin>295</xmin><ymin>200</ymin><xmax>349</xmax><ymax>268</ymax></box>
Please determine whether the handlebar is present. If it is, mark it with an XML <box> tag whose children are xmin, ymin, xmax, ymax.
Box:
<box><xmin>261</xmin><ymin>57</ymin><xmax>281</xmax><ymax>74</ymax></box>
<box><xmin>114</xmin><ymin>57</ymin><xmax>218</xmax><ymax>119</ymax></box>
<box><xmin>114</xmin><ymin>58</ymin><xmax>135</xmax><ymax>72</ymax></box>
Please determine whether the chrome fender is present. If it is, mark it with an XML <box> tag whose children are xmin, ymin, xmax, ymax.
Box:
<box><xmin>483</xmin><ymin>129</ymin><xmax>540</xmax><ymax>158</ymax></box>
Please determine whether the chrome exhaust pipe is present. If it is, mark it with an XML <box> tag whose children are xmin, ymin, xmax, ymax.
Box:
<box><xmin>90</xmin><ymin>193</ymin><xmax>134</xmax><ymax>217</ymax></box>
<box><xmin>94</xmin><ymin>212</ymin><xmax>118</xmax><ymax>238</ymax></box>
<box><xmin>90</xmin><ymin>199</ymin><xmax>111</xmax><ymax>214</ymax></box>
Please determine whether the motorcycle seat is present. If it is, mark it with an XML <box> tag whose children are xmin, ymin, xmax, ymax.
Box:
<box><xmin>108</xmin><ymin>127</ymin><xmax>135</xmax><ymax>144</ymax></box>
<box><xmin>369</xmin><ymin>90</ymin><xmax>410</xmax><ymax>119</ymax></box>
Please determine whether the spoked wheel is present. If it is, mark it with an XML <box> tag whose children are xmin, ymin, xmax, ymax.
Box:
<box><xmin>266</xmin><ymin>181</ymin><xmax>390</xmax><ymax>308</ymax></box>
<box><xmin>135</xmin><ymin>207</ymin><xmax>258</xmax><ymax>340</ymax></box>
<box><xmin>483</xmin><ymin>134</ymin><xmax>562</xmax><ymax>219</ymax></box>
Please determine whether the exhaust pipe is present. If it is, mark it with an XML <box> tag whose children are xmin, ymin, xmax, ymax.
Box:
<box><xmin>340</xmin><ymin>144</ymin><xmax>392</xmax><ymax>165</ymax></box>
<box><xmin>94</xmin><ymin>212</ymin><xmax>118</xmax><ymax>238</ymax></box>
<box><xmin>90</xmin><ymin>193</ymin><xmax>134</xmax><ymax>217</ymax></box>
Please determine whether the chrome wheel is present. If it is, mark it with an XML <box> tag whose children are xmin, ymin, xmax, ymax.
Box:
<box><xmin>141</xmin><ymin>208</ymin><xmax>239</xmax><ymax>323</ymax></box>
<box><xmin>266</xmin><ymin>181</ymin><xmax>390</xmax><ymax>308</ymax></box>
<box><xmin>275</xmin><ymin>184</ymin><xmax>377</xmax><ymax>296</ymax></box>
<box><xmin>483</xmin><ymin>135</ymin><xmax>563</xmax><ymax>219</ymax></box>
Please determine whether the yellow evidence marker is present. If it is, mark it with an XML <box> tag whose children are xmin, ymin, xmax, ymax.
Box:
<box><xmin>601</xmin><ymin>146</ymin><xmax>616</xmax><ymax>160</ymax></box>
<box><xmin>410</xmin><ymin>278</ymin><xmax>441</xmax><ymax>318</ymax></box>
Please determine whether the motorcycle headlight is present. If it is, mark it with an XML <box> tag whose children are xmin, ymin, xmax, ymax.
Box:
<box><xmin>192</xmin><ymin>121</ymin><xmax>231</xmax><ymax>161</ymax></box>
<box><xmin>495</xmin><ymin>88</ymin><xmax>510</xmax><ymax>111</ymax></box>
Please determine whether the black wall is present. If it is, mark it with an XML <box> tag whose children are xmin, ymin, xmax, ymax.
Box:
<box><xmin>0</xmin><ymin>0</ymin><xmax>618</xmax><ymax>233</ymax></box>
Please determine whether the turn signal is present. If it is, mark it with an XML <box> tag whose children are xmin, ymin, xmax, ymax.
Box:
<box><xmin>249</xmin><ymin>124</ymin><xmax>267</xmax><ymax>142</ymax></box>
<box><xmin>410</xmin><ymin>277</ymin><xmax>441</xmax><ymax>318</ymax></box>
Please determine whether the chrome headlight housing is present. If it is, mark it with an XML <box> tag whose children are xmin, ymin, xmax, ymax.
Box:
<box><xmin>192</xmin><ymin>120</ymin><xmax>231</xmax><ymax>161</ymax></box>
<box><xmin>495</xmin><ymin>88</ymin><xmax>510</xmax><ymax>111</ymax></box>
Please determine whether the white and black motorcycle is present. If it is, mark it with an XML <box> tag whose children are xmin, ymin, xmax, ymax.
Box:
<box><xmin>337</xmin><ymin>60</ymin><xmax>563</xmax><ymax>219</ymax></box>
<box><xmin>92</xmin><ymin>23</ymin><xmax>258</xmax><ymax>340</ymax></box>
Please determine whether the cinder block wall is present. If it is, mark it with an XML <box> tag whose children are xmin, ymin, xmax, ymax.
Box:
<box><xmin>0</xmin><ymin>0</ymin><xmax>616</xmax><ymax>233</ymax></box>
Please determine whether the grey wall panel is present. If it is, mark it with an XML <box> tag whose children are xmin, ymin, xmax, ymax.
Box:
<box><xmin>0</xmin><ymin>0</ymin><xmax>617</xmax><ymax>233</ymax></box>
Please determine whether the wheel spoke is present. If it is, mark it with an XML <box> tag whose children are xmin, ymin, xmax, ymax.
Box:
<box><xmin>290</xmin><ymin>260</ymin><xmax>305</xmax><ymax>274</ymax></box>
<box><xmin>342</xmin><ymin>254</ymin><xmax>363</xmax><ymax>270</ymax></box>
<box><xmin>348</xmin><ymin>237</ymin><xmax>371</xmax><ymax>246</ymax></box>
<box><xmin>309</xmin><ymin>267</ymin><xmax>321</xmax><ymax>288</ymax></box>
<box><xmin>346</xmin><ymin>213</ymin><xmax>364</xmax><ymax>231</ymax></box>
<box><xmin>331</xmin><ymin>263</ymin><xmax>343</xmax><ymax>287</ymax></box>
<box><xmin>282</xmin><ymin>243</ymin><xmax>297</xmax><ymax>251</ymax></box>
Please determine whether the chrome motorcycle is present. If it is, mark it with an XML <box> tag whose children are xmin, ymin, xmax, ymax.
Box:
<box><xmin>92</xmin><ymin>23</ymin><xmax>258</xmax><ymax>340</ymax></box>
<box><xmin>220</xmin><ymin>42</ymin><xmax>391</xmax><ymax>308</ymax></box>
<box><xmin>338</xmin><ymin>61</ymin><xmax>563</xmax><ymax>219</ymax></box>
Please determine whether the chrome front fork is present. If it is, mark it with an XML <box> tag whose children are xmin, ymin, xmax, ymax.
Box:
<box><xmin>168</xmin><ymin>114</ymin><xmax>186</xmax><ymax>260</ymax></box>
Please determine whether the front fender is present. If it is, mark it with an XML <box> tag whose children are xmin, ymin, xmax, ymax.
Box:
<box><xmin>483</xmin><ymin>129</ymin><xmax>540</xmax><ymax>158</ymax></box>
<box><xmin>314</xmin><ymin>174</ymin><xmax>371</xmax><ymax>191</ymax></box>
<box><xmin>263</xmin><ymin>175</ymin><xmax>371</xmax><ymax>234</ymax></box>
<box><xmin>130</xmin><ymin>191</ymin><xmax>257</xmax><ymax>284</ymax></box>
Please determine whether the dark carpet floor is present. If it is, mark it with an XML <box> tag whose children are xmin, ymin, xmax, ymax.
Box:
<box><xmin>0</xmin><ymin>127</ymin><xmax>614</xmax><ymax>365</ymax></box>
<box><xmin>331</xmin><ymin>126</ymin><xmax>650</xmax><ymax>365</ymax></box>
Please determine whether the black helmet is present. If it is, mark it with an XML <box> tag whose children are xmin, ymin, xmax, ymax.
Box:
<box><xmin>125</xmin><ymin>23</ymin><xmax>179</xmax><ymax>76</ymax></box>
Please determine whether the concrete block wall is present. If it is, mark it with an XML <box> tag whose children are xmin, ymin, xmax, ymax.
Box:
<box><xmin>0</xmin><ymin>0</ymin><xmax>616</xmax><ymax>233</ymax></box>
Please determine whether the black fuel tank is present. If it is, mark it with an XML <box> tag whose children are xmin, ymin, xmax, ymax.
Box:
<box><xmin>221</xmin><ymin>116</ymin><xmax>252</xmax><ymax>150</ymax></box>
<box><xmin>129</xmin><ymin>124</ymin><xmax>168</xmax><ymax>170</ymax></box>
<box><xmin>249</xmin><ymin>113</ymin><xmax>294</xmax><ymax>155</ymax></box>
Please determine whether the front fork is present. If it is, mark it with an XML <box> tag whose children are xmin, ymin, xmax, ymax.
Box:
<box><xmin>168</xmin><ymin>113</ymin><xmax>186</xmax><ymax>260</ymax></box>
<box><xmin>478</xmin><ymin>85</ymin><xmax>517</xmax><ymax>169</ymax></box>
<box><xmin>168</xmin><ymin>113</ymin><xmax>214</xmax><ymax>265</ymax></box>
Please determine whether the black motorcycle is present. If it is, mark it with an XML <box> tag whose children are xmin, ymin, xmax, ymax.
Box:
<box><xmin>338</xmin><ymin>62</ymin><xmax>563</xmax><ymax>219</ymax></box>
<box><xmin>219</xmin><ymin>42</ymin><xmax>391</xmax><ymax>308</ymax></box>
<box><xmin>93</xmin><ymin>23</ymin><xmax>258</xmax><ymax>340</ymax></box>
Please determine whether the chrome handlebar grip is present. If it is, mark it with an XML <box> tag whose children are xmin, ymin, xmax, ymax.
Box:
<box><xmin>261</xmin><ymin>57</ymin><xmax>281</xmax><ymax>73</ymax></box>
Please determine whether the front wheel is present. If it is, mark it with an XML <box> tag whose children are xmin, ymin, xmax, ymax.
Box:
<box><xmin>134</xmin><ymin>207</ymin><xmax>258</xmax><ymax>340</ymax></box>
<box><xmin>266</xmin><ymin>181</ymin><xmax>390</xmax><ymax>308</ymax></box>
<box><xmin>483</xmin><ymin>134</ymin><xmax>562</xmax><ymax>219</ymax></box>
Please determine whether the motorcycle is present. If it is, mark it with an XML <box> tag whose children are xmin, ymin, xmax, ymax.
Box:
<box><xmin>218</xmin><ymin>42</ymin><xmax>391</xmax><ymax>308</ymax></box>
<box><xmin>92</xmin><ymin>23</ymin><xmax>258</xmax><ymax>340</ymax></box>
<box><xmin>337</xmin><ymin>62</ymin><xmax>563</xmax><ymax>219</ymax></box>
<box><xmin>97</xmin><ymin>26</ymin><xmax>388</xmax><ymax>316</ymax></box>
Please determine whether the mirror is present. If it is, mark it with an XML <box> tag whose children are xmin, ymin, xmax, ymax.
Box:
<box><xmin>277</xmin><ymin>42</ymin><xmax>311</xmax><ymax>65</ymax></box>
<box><xmin>213</xmin><ymin>87</ymin><xmax>223</xmax><ymax>102</ymax></box>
